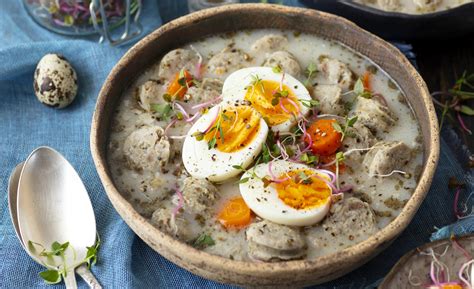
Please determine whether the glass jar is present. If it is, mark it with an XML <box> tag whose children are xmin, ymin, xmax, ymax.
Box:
<box><xmin>22</xmin><ymin>0</ymin><xmax>141</xmax><ymax>37</ymax></box>
<box><xmin>188</xmin><ymin>0</ymin><xmax>240</xmax><ymax>12</ymax></box>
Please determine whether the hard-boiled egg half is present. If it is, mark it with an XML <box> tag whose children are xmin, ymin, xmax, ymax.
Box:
<box><xmin>222</xmin><ymin>67</ymin><xmax>312</xmax><ymax>132</ymax></box>
<box><xmin>239</xmin><ymin>160</ymin><xmax>332</xmax><ymax>226</ymax></box>
<box><xmin>182</xmin><ymin>103</ymin><xmax>269</xmax><ymax>182</ymax></box>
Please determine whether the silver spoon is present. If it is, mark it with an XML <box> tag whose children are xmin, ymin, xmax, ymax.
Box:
<box><xmin>8</xmin><ymin>162</ymin><xmax>101</xmax><ymax>288</ymax></box>
<box><xmin>14</xmin><ymin>147</ymin><xmax>101</xmax><ymax>288</ymax></box>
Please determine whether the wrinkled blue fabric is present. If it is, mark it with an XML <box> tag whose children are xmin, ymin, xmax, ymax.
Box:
<box><xmin>1</xmin><ymin>1</ymin><xmax>473</xmax><ymax>288</ymax></box>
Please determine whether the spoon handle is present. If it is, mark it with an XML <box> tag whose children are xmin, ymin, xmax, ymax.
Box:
<box><xmin>64</xmin><ymin>270</ymin><xmax>78</xmax><ymax>289</ymax></box>
<box><xmin>76</xmin><ymin>264</ymin><xmax>102</xmax><ymax>289</ymax></box>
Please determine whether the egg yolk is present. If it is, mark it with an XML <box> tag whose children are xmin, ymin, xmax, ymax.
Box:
<box><xmin>203</xmin><ymin>106</ymin><xmax>261</xmax><ymax>153</ymax></box>
<box><xmin>274</xmin><ymin>169</ymin><xmax>331</xmax><ymax>210</ymax></box>
<box><xmin>244</xmin><ymin>79</ymin><xmax>299</xmax><ymax>126</ymax></box>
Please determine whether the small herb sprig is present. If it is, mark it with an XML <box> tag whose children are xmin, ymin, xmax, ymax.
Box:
<box><xmin>192</xmin><ymin>233</ymin><xmax>215</xmax><ymax>249</ymax></box>
<box><xmin>28</xmin><ymin>237</ymin><xmax>100</xmax><ymax>285</ymax></box>
<box><xmin>299</xmin><ymin>99</ymin><xmax>319</xmax><ymax>109</ymax></box>
<box><xmin>335</xmin><ymin>151</ymin><xmax>345</xmax><ymax>190</ymax></box>
<box><xmin>332</xmin><ymin>116</ymin><xmax>358</xmax><ymax>141</ymax></box>
<box><xmin>304</xmin><ymin>62</ymin><xmax>317</xmax><ymax>87</ymax></box>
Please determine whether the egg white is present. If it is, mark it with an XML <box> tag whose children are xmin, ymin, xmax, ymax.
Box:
<box><xmin>239</xmin><ymin>160</ymin><xmax>332</xmax><ymax>226</ymax></box>
<box><xmin>182</xmin><ymin>104</ymin><xmax>269</xmax><ymax>182</ymax></box>
<box><xmin>222</xmin><ymin>67</ymin><xmax>312</xmax><ymax>132</ymax></box>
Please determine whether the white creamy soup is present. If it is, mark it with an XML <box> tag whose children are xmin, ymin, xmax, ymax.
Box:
<box><xmin>107</xmin><ymin>29</ymin><xmax>423</xmax><ymax>262</ymax></box>
<box><xmin>354</xmin><ymin>0</ymin><xmax>473</xmax><ymax>14</ymax></box>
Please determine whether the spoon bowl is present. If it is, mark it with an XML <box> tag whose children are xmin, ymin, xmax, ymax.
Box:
<box><xmin>17</xmin><ymin>147</ymin><xmax>97</xmax><ymax>287</ymax></box>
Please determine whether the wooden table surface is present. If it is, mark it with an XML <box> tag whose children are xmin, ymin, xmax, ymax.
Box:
<box><xmin>413</xmin><ymin>36</ymin><xmax>474</xmax><ymax>156</ymax></box>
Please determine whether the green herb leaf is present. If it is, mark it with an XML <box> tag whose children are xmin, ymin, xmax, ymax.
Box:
<box><xmin>39</xmin><ymin>270</ymin><xmax>62</xmax><ymax>284</ymax></box>
<box><xmin>460</xmin><ymin>105</ymin><xmax>474</xmax><ymax>116</ymax></box>
<box><xmin>272</xmin><ymin>65</ymin><xmax>282</xmax><ymax>73</ymax></box>
<box><xmin>304</xmin><ymin>62</ymin><xmax>317</xmax><ymax>86</ymax></box>
<box><xmin>332</xmin><ymin>122</ymin><xmax>343</xmax><ymax>134</ymax></box>
<box><xmin>85</xmin><ymin>236</ymin><xmax>100</xmax><ymax>269</ymax></box>
<box><xmin>237</xmin><ymin>177</ymin><xmax>250</xmax><ymax>184</ymax></box>
<box><xmin>280</xmin><ymin>90</ymin><xmax>289</xmax><ymax>97</ymax></box>
<box><xmin>299</xmin><ymin>99</ymin><xmax>319</xmax><ymax>108</ymax></box>
<box><xmin>347</xmin><ymin>116</ymin><xmax>358</xmax><ymax>127</ymax></box>
<box><xmin>192</xmin><ymin>131</ymin><xmax>204</xmax><ymax>141</ymax></box>
<box><xmin>232</xmin><ymin>164</ymin><xmax>244</xmax><ymax>170</ymax></box>
<box><xmin>150</xmin><ymin>103</ymin><xmax>173</xmax><ymax>120</ymax></box>
<box><xmin>193</xmin><ymin>234</ymin><xmax>215</xmax><ymax>249</ymax></box>
<box><xmin>219</xmin><ymin>125</ymin><xmax>225</xmax><ymax>144</ymax></box>
<box><xmin>208</xmin><ymin>137</ymin><xmax>217</xmax><ymax>150</ymax></box>
<box><xmin>336</xmin><ymin>151</ymin><xmax>345</xmax><ymax>162</ymax></box>
<box><xmin>262</xmin><ymin>144</ymin><xmax>271</xmax><ymax>163</ymax></box>
<box><xmin>354</xmin><ymin>78</ymin><xmax>364</xmax><ymax>96</ymax></box>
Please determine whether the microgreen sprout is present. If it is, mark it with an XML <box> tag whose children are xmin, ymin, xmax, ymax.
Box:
<box><xmin>250</xmin><ymin>74</ymin><xmax>265</xmax><ymax>92</ymax></box>
<box><xmin>304</xmin><ymin>62</ymin><xmax>317</xmax><ymax>87</ymax></box>
<box><xmin>431</xmin><ymin>71</ymin><xmax>474</xmax><ymax>134</ymax></box>
<box><xmin>299</xmin><ymin>99</ymin><xmax>319</xmax><ymax>109</ymax></box>
<box><xmin>150</xmin><ymin>103</ymin><xmax>173</xmax><ymax>120</ymax></box>
<box><xmin>332</xmin><ymin>115</ymin><xmax>358</xmax><ymax>142</ymax></box>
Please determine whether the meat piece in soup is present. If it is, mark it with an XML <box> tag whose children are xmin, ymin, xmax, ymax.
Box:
<box><xmin>352</xmin><ymin>96</ymin><xmax>396</xmax><ymax>135</ymax></box>
<box><xmin>363</xmin><ymin>141</ymin><xmax>411</xmax><ymax>176</ymax></box>
<box><xmin>185</xmin><ymin>78</ymin><xmax>222</xmax><ymax>104</ymax></box>
<box><xmin>263</xmin><ymin>51</ymin><xmax>302</xmax><ymax>76</ymax></box>
<box><xmin>207</xmin><ymin>46</ymin><xmax>251</xmax><ymax>76</ymax></box>
<box><xmin>246</xmin><ymin>220</ymin><xmax>307</xmax><ymax>262</ymax></box>
<box><xmin>123</xmin><ymin>125</ymin><xmax>170</xmax><ymax>172</ymax></box>
<box><xmin>312</xmin><ymin>84</ymin><xmax>345</xmax><ymax>115</ymax></box>
<box><xmin>182</xmin><ymin>177</ymin><xmax>219</xmax><ymax>215</ymax></box>
<box><xmin>318</xmin><ymin>56</ymin><xmax>354</xmax><ymax>91</ymax></box>
<box><xmin>251</xmin><ymin>34</ymin><xmax>288</xmax><ymax>54</ymax></box>
<box><xmin>158</xmin><ymin>48</ymin><xmax>200</xmax><ymax>79</ymax></box>
<box><xmin>136</xmin><ymin>80</ymin><xmax>166</xmax><ymax>112</ymax></box>
<box><xmin>107</xmin><ymin>29</ymin><xmax>423</xmax><ymax>262</ymax></box>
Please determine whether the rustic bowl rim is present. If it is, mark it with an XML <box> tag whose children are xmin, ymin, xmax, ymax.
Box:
<box><xmin>90</xmin><ymin>3</ymin><xmax>440</xmax><ymax>280</ymax></box>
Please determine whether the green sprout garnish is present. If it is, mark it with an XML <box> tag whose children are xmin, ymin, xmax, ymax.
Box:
<box><xmin>192</xmin><ymin>233</ymin><xmax>215</xmax><ymax>249</ymax></box>
<box><xmin>304</xmin><ymin>62</ymin><xmax>317</xmax><ymax>87</ymax></box>
<box><xmin>332</xmin><ymin>116</ymin><xmax>358</xmax><ymax>142</ymax></box>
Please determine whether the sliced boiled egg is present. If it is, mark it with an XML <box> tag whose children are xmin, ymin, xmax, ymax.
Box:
<box><xmin>182</xmin><ymin>104</ymin><xmax>268</xmax><ymax>182</ymax></box>
<box><xmin>222</xmin><ymin>67</ymin><xmax>312</xmax><ymax>132</ymax></box>
<box><xmin>239</xmin><ymin>160</ymin><xmax>332</xmax><ymax>226</ymax></box>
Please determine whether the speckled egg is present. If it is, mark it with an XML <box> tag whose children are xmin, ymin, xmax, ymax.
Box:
<box><xmin>34</xmin><ymin>54</ymin><xmax>78</xmax><ymax>108</ymax></box>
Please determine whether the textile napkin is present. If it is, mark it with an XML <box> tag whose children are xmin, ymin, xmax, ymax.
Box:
<box><xmin>1</xmin><ymin>0</ymin><xmax>473</xmax><ymax>288</ymax></box>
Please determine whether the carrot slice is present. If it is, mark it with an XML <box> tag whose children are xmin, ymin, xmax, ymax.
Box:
<box><xmin>217</xmin><ymin>197</ymin><xmax>253</xmax><ymax>229</ymax></box>
<box><xmin>166</xmin><ymin>70</ymin><xmax>194</xmax><ymax>100</ymax></box>
<box><xmin>362</xmin><ymin>71</ymin><xmax>371</xmax><ymax>92</ymax></box>
<box><xmin>305</xmin><ymin>119</ymin><xmax>342</xmax><ymax>156</ymax></box>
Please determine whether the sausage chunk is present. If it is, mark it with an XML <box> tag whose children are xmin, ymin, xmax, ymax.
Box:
<box><xmin>318</xmin><ymin>57</ymin><xmax>354</xmax><ymax>91</ymax></box>
<box><xmin>312</xmin><ymin>84</ymin><xmax>345</xmax><ymax>115</ymax></box>
<box><xmin>151</xmin><ymin>207</ymin><xmax>197</xmax><ymax>241</ymax></box>
<box><xmin>182</xmin><ymin>177</ymin><xmax>219</xmax><ymax>215</ymax></box>
<box><xmin>315</xmin><ymin>198</ymin><xmax>377</xmax><ymax>249</ymax></box>
<box><xmin>185</xmin><ymin>78</ymin><xmax>223</xmax><ymax>104</ymax></box>
<box><xmin>342</xmin><ymin>123</ymin><xmax>377</xmax><ymax>162</ymax></box>
<box><xmin>123</xmin><ymin>126</ymin><xmax>170</xmax><ymax>172</ymax></box>
<box><xmin>377</xmin><ymin>0</ymin><xmax>402</xmax><ymax>11</ymax></box>
<box><xmin>363</xmin><ymin>141</ymin><xmax>411</xmax><ymax>176</ymax></box>
<box><xmin>251</xmin><ymin>34</ymin><xmax>288</xmax><ymax>54</ymax></box>
<box><xmin>136</xmin><ymin>80</ymin><xmax>166</xmax><ymax>112</ymax></box>
<box><xmin>158</xmin><ymin>48</ymin><xmax>199</xmax><ymax>79</ymax></box>
<box><xmin>352</xmin><ymin>96</ymin><xmax>396</xmax><ymax>135</ymax></box>
<box><xmin>207</xmin><ymin>47</ymin><xmax>251</xmax><ymax>77</ymax></box>
<box><xmin>246</xmin><ymin>220</ymin><xmax>307</xmax><ymax>262</ymax></box>
<box><xmin>263</xmin><ymin>51</ymin><xmax>302</xmax><ymax>77</ymax></box>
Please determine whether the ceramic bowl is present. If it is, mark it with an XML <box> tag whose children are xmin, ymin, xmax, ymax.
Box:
<box><xmin>90</xmin><ymin>4</ymin><xmax>439</xmax><ymax>287</ymax></box>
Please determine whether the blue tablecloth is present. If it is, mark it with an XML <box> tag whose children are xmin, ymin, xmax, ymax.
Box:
<box><xmin>1</xmin><ymin>1</ymin><xmax>473</xmax><ymax>288</ymax></box>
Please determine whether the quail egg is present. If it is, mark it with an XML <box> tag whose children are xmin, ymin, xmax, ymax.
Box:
<box><xmin>34</xmin><ymin>53</ymin><xmax>78</xmax><ymax>109</ymax></box>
